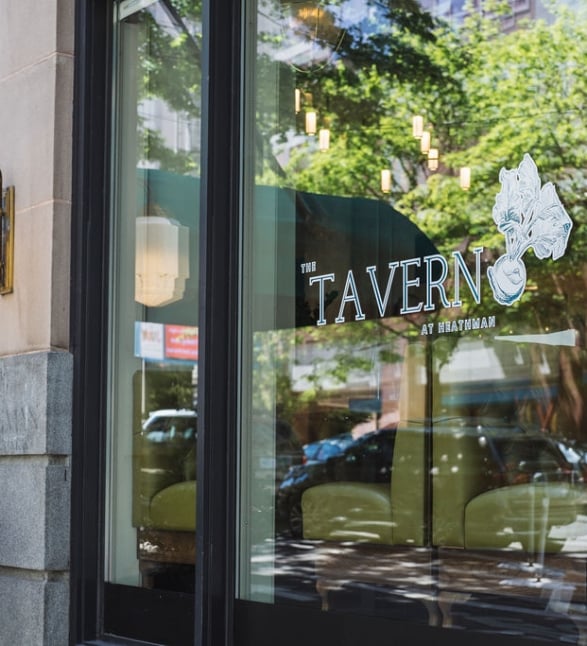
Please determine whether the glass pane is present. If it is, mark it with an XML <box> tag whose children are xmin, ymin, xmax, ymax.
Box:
<box><xmin>107</xmin><ymin>0</ymin><xmax>201</xmax><ymax>592</ymax></box>
<box><xmin>239</xmin><ymin>0</ymin><xmax>587</xmax><ymax>641</ymax></box>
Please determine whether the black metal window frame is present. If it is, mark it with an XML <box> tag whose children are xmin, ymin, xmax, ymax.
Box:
<box><xmin>70</xmin><ymin>0</ymin><xmax>241</xmax><ymax>643</ymax></box>
<box><xmin>69</xmin><ymin>1</ymin><xmax>573</xmax><ymax>646</ymax></box>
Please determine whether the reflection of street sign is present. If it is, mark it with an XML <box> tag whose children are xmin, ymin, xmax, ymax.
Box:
<box><xmin>134</xmin><ymin>322</ymin><xmax>164</xmax><ymax>360</ymax></box>
<box><xmin>165</xmin><ymin>325</ymin><xmax>199</xmax><ymax>361</ymax></box>
<box><xmin>134</xmin><ymin>322</ymin><xmax>198</xmax><ymax>362</ymax></box>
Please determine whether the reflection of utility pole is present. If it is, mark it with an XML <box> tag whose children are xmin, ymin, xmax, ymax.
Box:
<box><xmin>375</xmin><ymin>350</ymin><xmax>380</xmax><ymax>430</ymax></box>
<box><xmin>141</xmin><ymin>359</ymin><xmax>146</xmax><ymax>419</ymax></box>
<box><xmin>192</xmin><ymin>362</ymin><xmax>198</xmax><ymax>410</ymax></box>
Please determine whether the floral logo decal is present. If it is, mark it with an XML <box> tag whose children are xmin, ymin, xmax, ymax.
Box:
<box><xmin>487</xmin><ymin>154</ymin><xmax>573</xmax><ymax>306</ymax></box>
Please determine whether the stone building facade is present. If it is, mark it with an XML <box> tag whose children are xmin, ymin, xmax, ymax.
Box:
<box><xmin>0</xmin><ymin>1</ymin><xmax>73</xmax><ymax>643</ymax></box>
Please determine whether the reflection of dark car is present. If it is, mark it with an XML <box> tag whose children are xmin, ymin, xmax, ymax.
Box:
<box><xmin>552</xmin><ymin>438</ymin><xmax>587</xmax><ymax>484</ymax></box>
<box><xmin>302</xmin><ymin>432</ymin><xmax>354</xmax><ymax>464</ymax></box>
<box><xmin>277</xmin><ymin>428</ymin><xmax>397</xmax><ymax>537</ymax></box>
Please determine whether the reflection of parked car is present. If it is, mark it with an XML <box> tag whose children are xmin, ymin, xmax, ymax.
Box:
<box><xmin>552</xmin><ymin>438</ymin><xmax>587</xmax><ymax>484</ymax></box>
<box><xmin>302</xmin><ymin>432</ymin><xmax>354</xmax><ymax>464</ymax></box>
<box><xmin>142</xmin><ymin>408</ymin><xmax>197</xmax><ymax>443</ymax></box>
<box><xmin>278</xmin><ymin>428</ymin><xmax>396</xmax><ymax>537</ymax></box>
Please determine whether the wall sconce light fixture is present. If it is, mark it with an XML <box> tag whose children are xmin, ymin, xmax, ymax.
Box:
<box><xmin>0</xmin><ymin>170</ymin><xmax>15</xmax><ymax>295</ymax></box>
<box><xmin>135</xmin><ymin>215</ymin><xmax>190</xmax><ymax>307</ymax></box>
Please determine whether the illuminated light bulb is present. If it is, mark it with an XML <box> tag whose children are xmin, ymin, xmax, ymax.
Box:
<box><xmin>412</xmin><ymin>115</ymin><xmax>424</xmax><ymax>138</ymax></box>
<box><xmin>460</xmin><ymin>166</ymin><xmax>471</xmax><ymax>190</ymax></box>
<box><xmin>305</xmin><ymin>110</ymin><xmax>317</xmax><ymax>136</ymax></box>
<box><xmin>420</xmin><ymin>131</ymin><xmax>431</xmax><ymax>154</ymax></box>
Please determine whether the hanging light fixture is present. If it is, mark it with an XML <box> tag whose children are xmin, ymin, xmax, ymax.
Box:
<box><xmin>381</xmin><ymin>169</ymin><xmax>391</xmax><ymax>193</ymax></box>
<box><xmin>420</xmin><ymin>131</ymin><xmax>431</xmax><ymax>154</ymax></box>
<box><xmin>428</xmin><ymin>148</ymin><xmax>439</xmax><ymax>171</ymax></box>
<box><xmin>319</xmin><ymin>128</ymin><xmax>330</xmax><ymax>151</ymax></box>
<box><xmin>295</xmin><ymin>88</ymin><xmax>301</xmax><ymax>114</ymax></box>
<box><xmin>412</xmin><ymin>115</ymin><xmax>424</xmax><ymax>139</ymax></box>
<box><xmin>135</xmin><ymin>215</ymin><xmax>190</xmax><ymax>307</ymax></box>
<box><xmin>460</xmin><ymin>166</ymin><xmax>471</xmax><ymax>190</ymax></box>
<box><xmin>305</xmin><ymin>110</ymin><xmax>317</xmax><ymax>136</ymax></box>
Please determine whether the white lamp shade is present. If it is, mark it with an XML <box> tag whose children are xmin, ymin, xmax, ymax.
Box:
<box><xmin>381</xmin><ymin>169</ymin><xmax>391</xmax><ymax>193</ymax></box>
<box><xmin>428</xmin><ymin>148</ymin><xmax>439</xmax><ymax>171</ymax></box>
<box><xmin>305</xmin><ymin>110</ymin><xmax>317</xmax><ymax>136</ymax></box>
<box><xmin>412</xmin><ymin>115</ymin><xmax>424</xmax><ymax>138</ymax></box>
<box><xmin>319</xmin><ymin>128</ymin><xmax>330</xmax><ymax>151</ymax></box>
<box><xmin>135</xmin><ymin>216</ymin><xmax>190</xmax><ymax>307</ymax></box>
<box><xmin>460</xmin><ymin>166</ymin><xmax>471</xmax><ymax>190</ymax></box>
<box><xmin>420</xmin><ymin>131</ymin><xmax>431</xmax><ymax>154</ymax></box>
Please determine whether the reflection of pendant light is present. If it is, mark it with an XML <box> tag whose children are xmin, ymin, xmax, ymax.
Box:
<box><xmin>412</xmin><ymin>115</ymin><xmax>424</xmax><ymax>138</ymax></box>
<box><xmin>295</xmin><ymin>88</ymin><xmax>301</xmax><ymax>114</ymax></box>
<box><xmin>319</xmin><ymin>128</ymin><xmax>330</xmax><ymax>151</ymax></box>
<box><xmin>460</xmin><ymin>166</ymin><xmax>471</xmax><ymax>190</ymax></box>
<box><xmin>420</xmin><ymin>131</ymin><xmax>431</xmax><ymax>154</ymax></box>
<box><xmin>427</xmin><ymin>148</ymin><xmax>439</xmax><ymax>171</ymax></box>
<box><xmin>381</xmin><ymin>169</ymin><xmax>391</xmax><ymax>193</ymax></box>
<box><xmin>135</xmin><ymin>216</ymin><xmax>190</xmax><ymax>307</ymax></box>
<box><xmin>305</xmin><ymin>110</ymin><xmax>317</xmax><ymax>135</ymax></box>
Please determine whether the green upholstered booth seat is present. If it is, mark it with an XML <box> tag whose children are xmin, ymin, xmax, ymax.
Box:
<box><xmin>149</xmin><ymin>480</ymin><xmax>197</xmax><ymax>531</ymax></box>
<box><xmin>302</xmin><ymin>482</ymin><xmax>393</xmax><ymax>544</ymax></box>
<box><xmin>464</xmin><ymin>482</ymin><xmax>581</xmax><ymax>552</ymax></box>
<box><xmin>300</xmin><ymin>421</ymin><xmax>584</xmax><ymax>554</ymax></box>
<box><xmin>132</xmin><ymin>411</ymin><xmax>197</xmax><ymax>529</ymax></box>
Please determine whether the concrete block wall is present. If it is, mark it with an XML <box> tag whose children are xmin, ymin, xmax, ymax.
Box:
<box><xmin>0</xmin><ymin>0</ymin><xmax>75</xmax><ymax>643</ymax></box>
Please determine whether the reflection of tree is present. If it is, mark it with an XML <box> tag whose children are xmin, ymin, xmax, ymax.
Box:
<box><xmin>137</xmin><ymin>367</ymin><xmax>194</xmax><ymax>418</ymax></box>
<box><xmin>258</xmin><ymin>3</ymin><xmax>587</xmax><ymax>439</ymax></box>
<box><xmin>134</xmin><ymin>0</ymin><xmax>202</xmax><ymax>173</ymax></box>
<box><xmin>253</xmin><ymin>319</ymin><xmax>408</xmax><ymax>443</ymax></box>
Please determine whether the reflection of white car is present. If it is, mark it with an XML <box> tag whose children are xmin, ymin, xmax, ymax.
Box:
<box><xmin>141</xmin><ymin>409</ymin><xmax>197</xmax><ymax>443</ymax></box>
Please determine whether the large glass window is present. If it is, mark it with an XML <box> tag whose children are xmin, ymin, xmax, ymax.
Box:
<box><xmin>107</xmin><ymin>0</ymin><xmax>201</xmax><ymax>593</ymax></box>
<box><xmin>238</xmin><ymin>1</ymin><xmax>587</xmax><ymax>642</ymax></box>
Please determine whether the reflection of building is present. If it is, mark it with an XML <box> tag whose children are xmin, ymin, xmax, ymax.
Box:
<box><xmin>419</xmin><ymin>0</ymin><xmax>579</xmax><ymax>28</ymax></box>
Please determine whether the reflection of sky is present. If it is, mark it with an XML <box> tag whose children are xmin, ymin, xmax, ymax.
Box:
<box><xmin>258</xmin><ymin>0</ymin><xmax>392</xmax><ymax>68</ymax></box>
<box><xmin>328</xmin><ymin>0</ymin><xmax>380</xmax><ymax>32</ymax></box>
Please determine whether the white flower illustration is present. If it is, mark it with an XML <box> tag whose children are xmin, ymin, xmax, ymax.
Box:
<box><xmin>488</xmin><ymin>154</ymin><xmax>572</xmax><ymax>306</ymax></box>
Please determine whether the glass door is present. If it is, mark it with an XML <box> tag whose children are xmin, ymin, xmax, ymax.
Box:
<box><xmin>237</xmin><ymin>1</ymin><xmax>587</xmax><ymax>644</ymax></box>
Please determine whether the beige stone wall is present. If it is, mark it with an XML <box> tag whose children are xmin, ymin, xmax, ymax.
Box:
<box><xmin>0</xmin><ymin>0</ymin><xmax>74</xmax><ymax>354</ymax></box>
<box><xmin>0</xmin><ymin>2</ymin><xmax>74</xmax><ymax>644</ymax></box>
